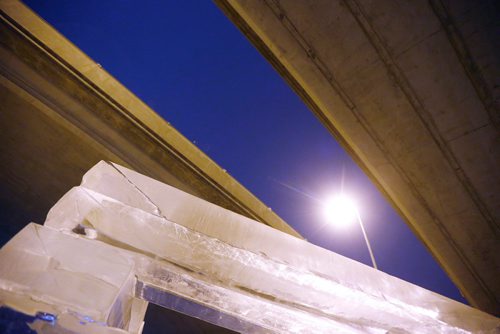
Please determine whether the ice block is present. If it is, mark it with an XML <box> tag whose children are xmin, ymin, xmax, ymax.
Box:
<box><xmin>0</xmin><ymin>223</ymin><xmax>147</xmax><ymax>334</ymax></box>
<box><xmin>1</xmin><ymin>161</ymin><xmax>498</xmax><ymax>333</ymax></box>
<box><xmin>45</xmin><ymin>161</ymin><xmax>499</xmax><ymax>333</ymax></box>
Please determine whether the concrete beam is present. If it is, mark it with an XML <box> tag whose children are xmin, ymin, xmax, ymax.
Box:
<box><xmin>216</xmin><ymin>0</ymin><xmax>499</xmax><ymax>314</ymax></box>
<box><xmin>0</xmin><ymin>0</ymin><xmax>301</xmax><ymax>241</ymax></box>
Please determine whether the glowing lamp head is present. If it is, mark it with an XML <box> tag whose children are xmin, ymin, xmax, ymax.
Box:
<box><xmin>323</xmin><ymin>195</ymin><xmax>358</xmax><ymax>227</ymax></box>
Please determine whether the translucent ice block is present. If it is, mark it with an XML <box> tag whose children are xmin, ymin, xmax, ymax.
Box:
<box><xmin>0</xmin><ymin>223</ymin><xmax>147</xmax><ymax>334</ymax></box>
<box><xmin>42</xmin><ymin>161</ymin><xmax>499</xmax><ymax>333</ymax></box>
<box><xmin>1</xmin><ymin>161</ymin><xmax>498</xmax><ymax>332</ymax></box>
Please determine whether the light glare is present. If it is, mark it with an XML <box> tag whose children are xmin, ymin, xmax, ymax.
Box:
<box><xmin>323</xmin><ymin>195</ymin><xmax>357</xmax><ymax>227</ymax></box>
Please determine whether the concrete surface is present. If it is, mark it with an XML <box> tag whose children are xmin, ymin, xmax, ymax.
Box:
<box><xmin>216</xmin><ymin>0</ymin><xmax>499</xmax><ymax>314</ymax></box>
<box><xmin>0</xmin><ymin>0</ymin><xmax>301</xmax><ymax>248</ymax></box>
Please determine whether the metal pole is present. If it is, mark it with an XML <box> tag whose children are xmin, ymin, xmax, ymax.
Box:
<box><xmin>356</xmin><ymin>210</ymin><xmax>378</xmax><ymax>270</ymax></box>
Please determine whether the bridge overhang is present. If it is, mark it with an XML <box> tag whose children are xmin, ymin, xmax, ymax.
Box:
<box><xmin>0</xmin><ymin>0</ymin><xmax>300</xmax><ymax>247</ymax></box>
<box><xmin>216</xmin><ymin>0</ymin><xmax>500</xmax><ymax>314</ymax></box>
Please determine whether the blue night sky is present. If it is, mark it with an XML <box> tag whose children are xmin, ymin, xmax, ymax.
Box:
<box><xmin>24</xmin><ymin>0</ymin><xmax>466</xmax><ymax>308</ymax></box>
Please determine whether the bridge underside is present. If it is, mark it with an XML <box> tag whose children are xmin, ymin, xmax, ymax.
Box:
<box><xmin>0</xmin><ymin>0</ymin><xmax>300</xmax><ymax>246</ymax></box>
<box><xmin>216</xmin><ymin>0</ymin><xmax>500</xmax><ymax>314</ymax></box>
<box><xmin>1</xmin><ymin>0</ymin><xmax>498</xmax><ymax>318</ymax></box>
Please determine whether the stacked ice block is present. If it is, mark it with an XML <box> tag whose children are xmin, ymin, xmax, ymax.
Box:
<box><xmin>0</xmin><ymin>161</ymin><xmax>498</xmax><ymax>333</ymax></box>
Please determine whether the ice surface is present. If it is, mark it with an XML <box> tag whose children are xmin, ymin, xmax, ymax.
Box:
<box><xmin>2</xmin><ymin>161</ymin><xmax>499</xmax><ymax>333</ymax></box>
<box><xmin>48</xmin><ymin>161</ymin><xmax>500</xmax><ymax>332</ymax></box>
<box><xmin>0</xmin><ymin>223</ymin><xmax>147</xmax><ymax>334</ymax></box>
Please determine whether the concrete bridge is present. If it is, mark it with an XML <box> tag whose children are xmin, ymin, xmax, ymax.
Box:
<box><xmin>216</xmin><ymin>0</ymin><xmax>500</xmax><ymax>314</ymax></box>
<box><xmin>1</xmin><ymin>0</ymin><xmax>498</xmax><ymax>318</ymax></box>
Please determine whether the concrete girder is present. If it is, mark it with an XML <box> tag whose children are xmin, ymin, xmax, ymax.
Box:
<box><xmin>216</xmin><ymin>0</ymin><xmax>500</xmax><ymax>314</ymax></box>
<box><xmin>0</xmin><ymin>0</ymin><xmax>301</xmax><ymax>243</ymax></box>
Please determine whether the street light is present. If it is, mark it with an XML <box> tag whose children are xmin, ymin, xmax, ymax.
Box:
<box><xmin>323</xmin><ymin>195</ymin><xmax>378</xmax><ymax>270</ymax></box>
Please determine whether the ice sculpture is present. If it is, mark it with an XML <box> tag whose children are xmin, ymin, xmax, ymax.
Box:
<box><xmin>0</xmin><ymin>161</ymin><xmax>498</xmax><ymax>333</ymax></box>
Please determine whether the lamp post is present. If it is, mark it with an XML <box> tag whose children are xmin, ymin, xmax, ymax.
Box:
<box><xmin>354</xmin><ymin>209</ymin><xmax>378</xmax><ymax>270</ymax></box>
<box><xmin>323</xmin><ymin>195</ymin><xmax>378</xmax><ymax>270</ymax></box>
